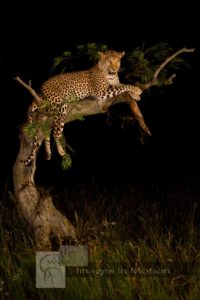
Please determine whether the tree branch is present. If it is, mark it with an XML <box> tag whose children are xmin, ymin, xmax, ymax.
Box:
<box><xmin>141</xmin><ymin>47</ymin><xmax>195</xmax><ymax>90</ymax></box>
<box><xmin>15</xmin><ymin>76</ymin><xmax>151</xmax><ymax>135</ymax></box>
<box><xmin>14</xmin><ymin>76</ymin><xmax>42</xmax><ymax>105</ymax></box>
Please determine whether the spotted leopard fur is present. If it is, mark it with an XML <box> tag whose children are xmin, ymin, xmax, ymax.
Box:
<box><xmin>24</xmin><ymin>50</ymin><xmax>142</xmax><ymax>165</ymax></box>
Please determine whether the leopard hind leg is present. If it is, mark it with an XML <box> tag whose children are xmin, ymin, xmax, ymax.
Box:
<box><xmin>22</xmin><ymin>130</ymin><xmax>51</xmax><ymax>165</ymax></box>
<box><xmin>53</xmin><ymin>115</ymin><xmax>66</xmax><ymax>157</ymax></box>
<box><xmin>44</xmin><ymin>134</ymin><xmax>52</xmax><ymax>160</ymax></box>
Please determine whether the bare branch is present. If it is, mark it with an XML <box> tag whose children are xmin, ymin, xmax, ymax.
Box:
<box><xmin>14</xmin><ymin>76</ymin><xmax>42</xmax><ymax>105</ymax></box>
<box><xmin>153</xmin><ymin>47</ymin><xmax>195</xmax><ymax>81</ymax></box>
<box><xmin>141</xmin><ymin>47</ymin><xmax>195</xmax><ymax>90</ymax></box>
<box><xmin>165</xmin><ymin>73</ymin><xmax>176</xmax><ymax>85</ymax></box>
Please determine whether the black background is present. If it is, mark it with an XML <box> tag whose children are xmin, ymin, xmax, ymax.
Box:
<box><xmin>0</xmin><ymin>2</ymin><xmax>199</xmax><ymax>188</ymax></box>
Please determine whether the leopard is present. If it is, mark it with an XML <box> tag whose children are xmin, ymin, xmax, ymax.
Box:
<box><xmin>24</xmin><ymin>49</ymin><xmax>142</xmax><ymax>165</ymax></box>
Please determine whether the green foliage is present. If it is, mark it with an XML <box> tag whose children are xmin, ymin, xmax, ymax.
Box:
<box><xmin>61</xmin><ymin>153</ymin><xmax>72</xmax><ymax>170</ymax></box>
<box><xmin>39</xmin><ymin>99</ymin><xmax>50</xmax><ymax>110</ymax></box>
<box><xmin>52</xmin><ymin>41</ymin><xmax>192</xmax><ymax>87</ymax></box>
<box><xmin>51</xmin><ymin>42</ymin><xmax>108</xmax><ymax>73</ymax></box>
<box><xmin>40</xmin><ymin>121</ymin><xmax>51</xmax><ymax>139</ymax></box>
<box><xmin>72</xmin><ymin>113</ymin><xmax>85</xmax><ymax>122</ymax></box>
<box><xmin>125</xmin><ymin>42</ymin><xmax>192</xmax><ymax>86</ymax></box>
<box><xmin>58</xmin><ymin>135</ymin><xmax>74</xmax><ymax>170</ymax></box>
<box><xmin>76</xmin><ymin>42</ymin><xmax>108</xmax><ymax>61</ymax></box>
<box><xmin>51</xmin><ymin>51</ymin><xmax>72</xmax><ymax>72</ymax></box>
<box><xmin>64</xmin><ymin>92</ymin><xmax>80</xmax><ymax>104</ymax></box>
<box><xmin>24</xmin><ymin>120</ymin><xmax>51</xmax><ymax>139</ymax></box>
<box><xmin>23</xmin><ymin>121</ymin><xmax>38</xmax><ymax>138</ymax></box>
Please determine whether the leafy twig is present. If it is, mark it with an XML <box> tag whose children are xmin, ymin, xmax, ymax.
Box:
<box><xmin>141</xmin><ymin>47</ymin><xmax>195</xmax><ymax>90</ymax></box>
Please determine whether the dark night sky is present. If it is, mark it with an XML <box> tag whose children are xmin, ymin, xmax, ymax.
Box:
<box><xmin>0</xmin><ymin>2</ymin><xmax>200</xmax><ymax>187</ymax></box>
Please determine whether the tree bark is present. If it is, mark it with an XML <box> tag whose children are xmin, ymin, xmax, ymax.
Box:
<box><xmin>13</xmin><ymin>113</ymin><xmax>77</xmax><ymax>250</ymax></box>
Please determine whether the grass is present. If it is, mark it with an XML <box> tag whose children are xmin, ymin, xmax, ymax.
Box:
<box><xmin>1</xmin><ymin>178</ymin><xmax>200</xmax><ymax>299</ymax></box>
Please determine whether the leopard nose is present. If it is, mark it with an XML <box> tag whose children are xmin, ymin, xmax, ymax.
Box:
<box><xmin>109</xmin><ymin>70</ymin><xmax>117</xmax><ymax>75</ymax></box>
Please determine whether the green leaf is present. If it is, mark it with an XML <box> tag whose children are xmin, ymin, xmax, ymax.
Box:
<box><xmin>62</xmin><ymin>51</ymin><xmax>72</xmax><ymax>57</ymax></box>
<box><xmin>51</xmin><ymin>56</ymin><xmax>65</xmax><ymax>72</ymax></box>
<box><xmin>65</xmin><ymin>93</ymin><xmax>80</xmax><ymax>103</ymax></box>
<box><xmin>61</xmin><ymin>153</ymin><xmax>72</xmax><ymax>170</ymax></box>
<box><xmin>76</xmin><ymin>44</ymin><xmax>85</xmax><ymax>52</ymax></box>
<box><xmin>72</xmin><ymin>113</ymin><xmax>85</xmax><ymax>122</ymax></box>
<box><xmin>23</xmin><ymin>122</ymin><xmax>37</xmax><ymax>138</ymax></box>
<box><xmin>86</xmin><ymin>43</ymin><xmax>97</xmax><ymax>50</ymax></box>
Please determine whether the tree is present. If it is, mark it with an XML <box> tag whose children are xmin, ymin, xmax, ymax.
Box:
<box><xmin>13</xmin><ymin>43</ymin><xmax>195</xmax><ymax>250</ymax></box>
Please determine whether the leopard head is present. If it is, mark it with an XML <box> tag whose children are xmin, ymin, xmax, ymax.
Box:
<box><xmin>97</xmin><ymin>50</ymin><xmax>125</xmax><ymax>75</ymax></box>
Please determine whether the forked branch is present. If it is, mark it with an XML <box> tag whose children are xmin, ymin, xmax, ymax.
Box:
<box><xmin>141</xmin><ymin>47</ymin><xmax>195</xmax><ymax>90</ymax></box>
<box><xmin>14</xmin><ymin>76</ymin><xmax>42</xmax><ymax>105</ymax></box>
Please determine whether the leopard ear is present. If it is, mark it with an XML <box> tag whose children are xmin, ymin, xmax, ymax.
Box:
<box><xmin>120</xmin><ymin>51</ymin><xmax>125</xmax><ymax>58</ymax></box>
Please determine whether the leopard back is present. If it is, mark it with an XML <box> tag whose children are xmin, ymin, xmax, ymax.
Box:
<box><xmin>40</xmin><ymin>50</ymin><xmax>125</xmax><ymax>107</ymax></box>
